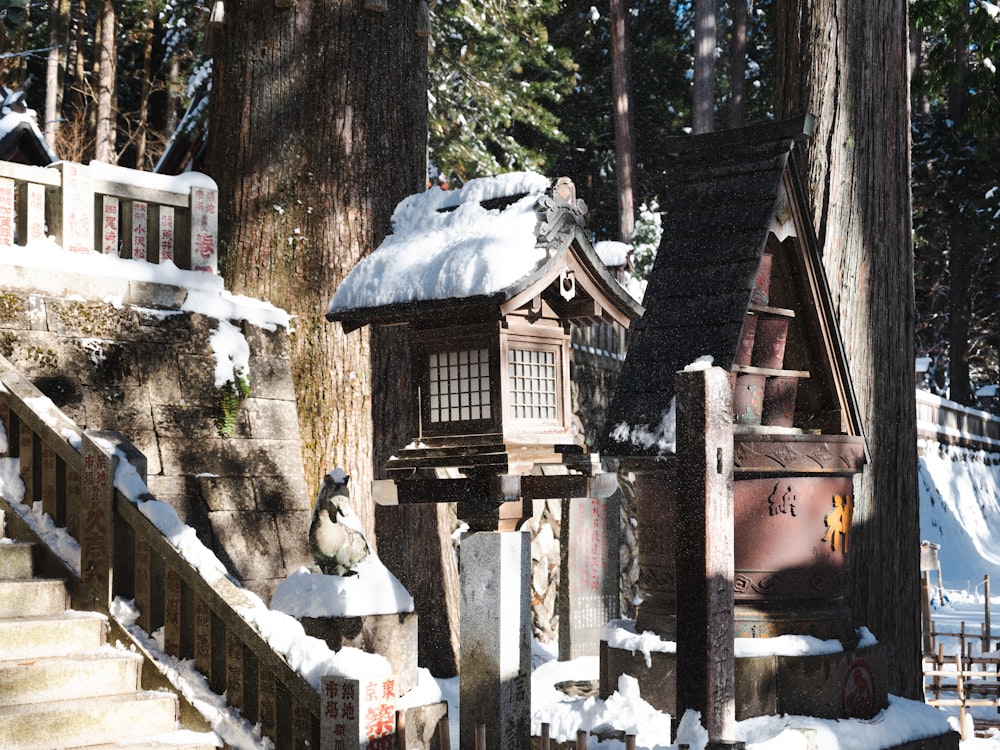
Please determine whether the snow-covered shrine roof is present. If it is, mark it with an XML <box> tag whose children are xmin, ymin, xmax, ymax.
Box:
<box><xmin>326</xmin><ymin>172</ymin><xmax>643</xmax><ymax>331</ymax></box>
<box><xmin>0</xmin><ymin>109</ymin><xmax>58</xmax><ymax>166</ymax></box>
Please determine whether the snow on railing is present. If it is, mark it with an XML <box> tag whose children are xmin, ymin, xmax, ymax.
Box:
<box><xmin>916</xmin><ymin>389</ymin><xmax>1000</xmax><ymax>452</ymax></box>
<box><xmin>0</xmin><ymin>354</ymin><xmax>344</xmax><ymax>749</ymax></box>
<box><xmin>0</xmin><ymin>159</ymin><xmax>218</xmax><ymax>272</ymax></box>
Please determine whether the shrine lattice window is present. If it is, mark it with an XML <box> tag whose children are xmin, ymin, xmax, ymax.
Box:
<box><xmin>508</xmin><ymin>348</ymin><xmax>558</xmax><ymax>420</ymax></box>
<box><xmin>427</xmin><ymin>349</ymin><xmax>492</xmax><ymax>423</ymax></box>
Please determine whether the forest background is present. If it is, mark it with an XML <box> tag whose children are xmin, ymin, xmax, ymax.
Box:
<box><xmin>2</xmin><ymin>0</ymin><xmax>997</xmax><ymax>405</ymax></box>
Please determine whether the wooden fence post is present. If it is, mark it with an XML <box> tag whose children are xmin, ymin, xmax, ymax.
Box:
<box><xmin>79</xmin><ymin>432</ymin><xmax>117</xmax><ymax>613</ymax></box>
<box><xmin>674</xmin><ymin>366</ymin><xmax>737</xmax><ymax>744</ymax></box>
<box><xmin>190</xmin><ymin>185</ymin><xmax>219</xmax><ymax>273</ymax></box>
<box><xmin>53</xmin><ymin>161</ymin><xmax>95</xmax><ymax>254</ymax></box>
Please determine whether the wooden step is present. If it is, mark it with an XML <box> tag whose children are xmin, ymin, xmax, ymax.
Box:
<box><xmin>0</xmin><ymin>691</ymin><xmax>180</xmax><ymax>749</ymax></box>
<box><xmin>0</xmin><ymin>649</ymin><xmax>143</xmax><ymax>707</ymax></box>
<box><xmin>0</xmin><ymin>611</ymin><xmax>106</xmax><ymax>659</ymax></box>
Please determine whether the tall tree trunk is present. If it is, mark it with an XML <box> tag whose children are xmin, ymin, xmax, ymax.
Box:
<box><xmin>209</xmin><ymin>0</ymin><xmax>460</xmax><ymax>673</ymax></box>
<box><xmin>727</xmin><ymin>0</ymin><xmax>747</xmax><ymax>128</ymax></box>
<box><xmin>693</xmin><ymin>0</ymin><xmax>716</xmax><ymax>133</ymax></box>
<box><xmin>945</xmin><ymin>0</ymin><xmax>971</xmax><ymax>404</ymax></box>
<box><xmin>166</xmin><ymin>56</ymin><xmax>180</xmax><ymax>136</ymax></box>
<box><xmin>774</xmin><ymin>0</ymin><xmax>920</xmax><ymax>698</ymax></box>
<box><xmin>947</xmin><ymin>219</ymin><xmax>972</xmax><ymax>404</ymax></box>
<box><xmin>44</xmin><ymin>0</ymin><xmax>70</xmax><ymax>147</ymax></box>
<box><xmin>210</xmin><ymin>0</ymin><xmax>426</xmax><ymax>538</ymax></box>
<box><xmin>94</xmin><ymin>0</ymin><xmax>116</xmax><ymax>163</ymax></box>
<box><xmin>610</xmin><ymin>0</ymin><xmax>635</xmax><ymax>242</ymax></box>
<box><xmin>65</xmin><ymin>0</ymin><xmax>87</xmax><ymax>130</ymax></box>
<box><xmin>134</xmin><ymin>12</ymin><xmax>155</xmax><ymax>169</ymax></box>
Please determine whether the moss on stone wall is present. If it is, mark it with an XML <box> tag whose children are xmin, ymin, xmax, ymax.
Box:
<box><xmin>54</xmin><ymin>301</ymin><xmax>127</xmax><ymax>338</ymax></box>
<box><xmin>0</xmin><ymin>292</ymin><xmax>24</xmax><ymax>322</ymax></box>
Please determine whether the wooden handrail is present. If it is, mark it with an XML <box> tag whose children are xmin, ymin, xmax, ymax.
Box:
<box><xmin>0</xmin><ymin>354</ymin><xmax>323</xmax><ymax>748</ymax></box>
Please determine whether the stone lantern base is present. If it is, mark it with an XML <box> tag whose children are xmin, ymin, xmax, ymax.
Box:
<box><xmin>301</xmin><ymin>612</ymin><xmax>419</xmax><ymax>695</ymax></box>
<box><xmin>599</xmin><ymin>639</ymin><xmax>890</xmax><ymax>721</ymax></box>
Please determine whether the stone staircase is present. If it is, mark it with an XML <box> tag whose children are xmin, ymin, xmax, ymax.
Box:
<box><xmin>0</xmin><ymin>511</ymin><xmax>218</xmax><ymax>750</ymax></box>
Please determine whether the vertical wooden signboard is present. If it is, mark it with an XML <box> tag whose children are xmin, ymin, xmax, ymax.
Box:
<box><xmin>158</xmin><ymin>206</ymin><xmax>176</xmax><ymax>263</ymax></box>
<box><xmin>61</xmin><ymin>162</ymin><xmax>94</xmax><ymax>254</ymax></box>
<box><xmin>131</xmin><ymin>202</ymin><xmax>149</xmax><ymax>261</ymax></box>
<box><xmin>321</xmin><ymin>675</ymin><xmax>398</xmax><ymax>749</ymax></box>
<box><xmin>0</xmin><ymin>177</ymin><xmax>16</xmax><ymax>246</ymax></box>
<box><xmin>101</xmin><ymin>196</ymin><xmax>119</xmax><ymax>256</ymax></box>
<box><xmin>22</xmin><ymin>182</ymin><xmax>46</xmax><ymax>244</ymax></box>
<box><xmin>80</xmin><ymin>433</ymin><xmax>117</xmax><ymax>612</ymax></box>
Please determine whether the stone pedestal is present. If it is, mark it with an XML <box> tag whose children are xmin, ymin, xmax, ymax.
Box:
<box><xmin>600</xmin><ymin>638</ymin><xmax>889</xmax><ymax>721</ymax></box>
<box><xmin>399</xmin><ymin>701</ymin><xmax>449</xmax><ymax>750</ymax></box>
<box><xmin>460</xmin><ymin>531</ymin><xmax>531</xmax><ymax>750</ymax></box>
<box><xmin>302</xmin><ymin>612</ymin><xmax>419</xmax><ymax>695</ymax></box>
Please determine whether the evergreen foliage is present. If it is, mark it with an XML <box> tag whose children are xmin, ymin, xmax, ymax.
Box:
<box><xmin>911</xmin><ymin>0</ymin><xmax>1000</xmax><ymax>400</ymax></box>
<box><xmin>215</xmin><ymin>367</ymin><xmax>251</xmax><ymax>438</ymax></box>
<box><xmin>427</xmin><ymin>0</ymin><xmax>574</xmax><ymax>183</ymax></box>
<box><xmin>629</xmin><ymin>198</ymin><xmax>662</xmax><ymax>283</ymax></box>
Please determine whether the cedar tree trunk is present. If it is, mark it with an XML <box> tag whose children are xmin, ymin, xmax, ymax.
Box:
<box><xmin>208</xmin><ymin>0</ymin><xmax>426</xmax><ymax>535</ymax></box>
<box><xmin>610</xmin><ymin>0</ymin><xmax>635</xmax><ymax>242</ymax></box>
<box><xmin>208</xmin><ymin>0</ymin><xmax>462</xmax><ymax>675</ymax></box>
<box><xmin>94</xmin><ymin>0</ymin><xmax>116</xmax><ymax>162</ymax></box>
<box><xmin>692</xmin><ymin>0</ymin><xmax>716</xmax><ymax>133</ymax></box>
<box><xmin>774</xmin><ymin>0</ymin><xmax>921</xmax><ymax>698</ymax></box>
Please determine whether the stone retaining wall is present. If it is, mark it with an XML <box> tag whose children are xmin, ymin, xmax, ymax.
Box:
<box><xmin>0</xmin><ymin>264</ymin><xmax>311</xmax><ymax>602</ymax></box>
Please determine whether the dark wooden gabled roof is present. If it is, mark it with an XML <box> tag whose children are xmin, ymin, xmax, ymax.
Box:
<box><xmin>602</xmin><ymin>115</ymin><xmax>865</xmax><ymax>458</ymax></box>
<box><xmin>0</xmin><ymin>116</ymin><xmax>57</xmax><ymax>166</ymax></box>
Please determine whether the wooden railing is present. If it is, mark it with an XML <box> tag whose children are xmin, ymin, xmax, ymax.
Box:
<box><xmin>0</xmin><ymin>355</ymin><xmax>320</xmax><ymax>749</ymax></box>
<box><xmin>923</xmin><ymin>619</ymin><xmax>1000</xmax><ymax>740</ymax></box>
<box><xmin>917</xmin><ymin>389</ymin><xmax>1000</xmax><ymax>452</ymax></box>
<box><xmin>0</xmin><ymin>159</ymin><xmax>218</xmax><ymax>272</ymax></box>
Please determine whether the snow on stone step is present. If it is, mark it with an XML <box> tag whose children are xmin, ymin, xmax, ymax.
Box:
<box><xmin>0</xmin><ymin>691</ymin><xmax>180</xmax><ymax>750</ymax></box>
<box><xmin>0</xmin><ymin>648</ymin><xmax>144</xmax><ymax>707</ymax></box>
<box><xmin>0</xmin><ymin>577</ymin><xmax>68</xmax><ymax>616</ymax></box>
<box><xmin>0</xmin><ymin>610</ymin><xmax>107</xmax><ymax>660</ymax></box>
<box><xmin>74</xmin><ymin>729</ymin><xmax>222</xmax><ymax>750</ymax></box>
<box><xmin>0</xmin><ymin>539</ymin><xmax>33</xmax><ymax>579</ymax></box>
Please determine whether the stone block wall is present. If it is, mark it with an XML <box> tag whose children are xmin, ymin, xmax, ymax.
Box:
<box><xmin>0</xmin><ymin>266</ymin><xmax>312</xmax><ymax>602</ymax></box>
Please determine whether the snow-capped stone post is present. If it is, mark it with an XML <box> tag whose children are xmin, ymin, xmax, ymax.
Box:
<box><xmin>460</xmin><ymin>530</ymin><xmax>531</xmax><ymax>750</ymax></box>
<box><xmin>674</xmin><ymin>366</ymin><xmax>737</xmax><ymax>745</ymax></box>
<box><xmin>53</xmin><ymin>161</ymin><xmax>95</xmax><ymax>254</ymax></box>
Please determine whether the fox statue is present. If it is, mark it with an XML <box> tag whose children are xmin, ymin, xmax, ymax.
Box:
<box><xmin>309</xmin><ymin>469</ymin><xmax>370</xmax><ymax>577</ymax></box>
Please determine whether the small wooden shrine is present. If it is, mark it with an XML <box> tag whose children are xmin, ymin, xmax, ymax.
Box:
<box><xmin>0</xmin><ymin>90</ymin><xmax>58</xmax><ymax>166</ymax></box>
<box><xmin>327</xmin><ymin>174</ymin><xmax>643</xmax><ymax>530</ymax></box>
<box><xmin>601</xmin><ymin>116</ymin><xmax>877</xmax><ymax>721</ymax></box>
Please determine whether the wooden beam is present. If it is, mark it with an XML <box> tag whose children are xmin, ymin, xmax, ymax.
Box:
<box><xmin>674</xmin><ymin>366</ymin><xmax>737</xmax><ymax>743</ymax></box>
<box><xmin>563</xmin><ymin>298</ymin><xmax>602</xmax><ymax>320</ymax></box>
